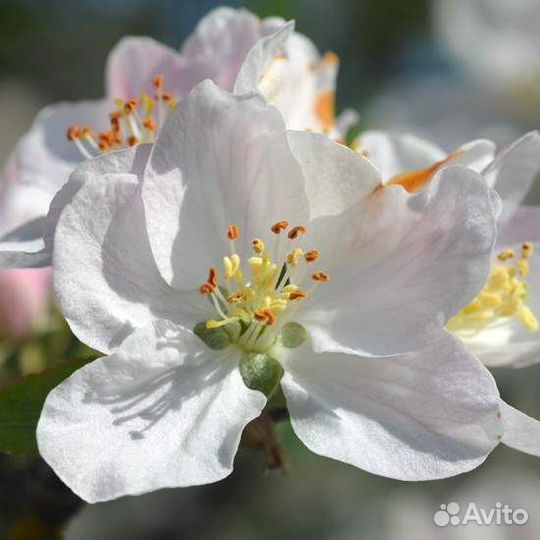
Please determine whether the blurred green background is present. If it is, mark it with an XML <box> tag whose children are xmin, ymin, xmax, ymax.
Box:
<box><xmin>0</xmin><ymin>1</ymin><xmax>538</xmax><ymax>539</ymax></box>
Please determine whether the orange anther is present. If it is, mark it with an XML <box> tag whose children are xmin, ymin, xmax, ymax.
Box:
<box><xmin>227</xmin><ymin>224</ymin><xmax>240</xmax><ymax>240</ymax></box>
<box><xmin>254</xmin><ymin>309</ymin><xmax>276</xmax><ymax>325</ymax></box>
<box><xmin>143</xmin><ymin>118</ymin><xmax>156</xmax><ymax>131</ymax></box>
<box><xmin>153</xmin><ymin>74</ymin><xmax>164</xmax><ymax>89</ymax></box>
<box><xmin>304</xmin><ymin>249</ymin><xmax>320</xmax><ymax>263</ymax></box>
<box><xmin>199</xmin><ymin>283</ymin><xmax>214</xmax><ymax>295</ymax></box>
<box><xmin>271</xmin><ymin>221</ymin><xmax>289</xmax><ymax>234</ymax></box>
<box><xmin>127</xmin><ymin>136</ymin><xmax>139</xmax><ymax>147</ymax></box>
<box><xmin>288</xmin><ymin>226</ymin><xmax>308</xmax><ymax>240</ymax></box>
<box><xmin>311</xmin><ymin>271</ymin><xmax>330</xmax><ymax>282</ymax></box>
<box><xmin>67</xmin><ymin>125</ymin><xmax>80</xmax><ymax>140</ymax></box>
<box><xmin>207</xmin><ymin>268</ymin><xmax>218</xmax><ymax>288</ymax></box>
<box><xmin>289</xmin><ymin>290</ymin><xmax>307</xmax><ymax>301</ymax></box>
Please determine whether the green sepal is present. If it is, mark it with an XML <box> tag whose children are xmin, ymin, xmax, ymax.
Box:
<box><xmin>239</xmin><ymin>352</ymin><xmax>284</xmax><ymax>397</ymax></box>
<box><xmin>279</xmin><ymin>322</ymin><xmax>308</xmax><ymax>349</ymax></box>
<box><xmin>193</xmin><ymin>322</ymin><xmax>231</xmax><ymax>350</ymax></box>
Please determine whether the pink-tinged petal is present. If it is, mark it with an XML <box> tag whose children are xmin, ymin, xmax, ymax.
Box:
<box><xmin>484</xmin><ymin>131</ymin><xmax>540</xmax><ymax>219</ymax></box>
<box><xmin>281</xmin><ymin>331</ymin><xmax>502</xmax><ymax>480</ymax></box>
<box><xmin>13</xmin><ymin>100</ymin><xmax>110</xmax><ymax>197</ymax></box>
<box><xmin>500</xmin><ymin>400</ymin><xmax>540</xmax><ymax>457</ymax></box>
<box><xmin>37</xmin><ymin>320</ymin><xmax>266</xmax><ymax>502</ymax></box>
<box><xmin>182</xmin><ymin>7</ymin><xmax>273</xmax><ymax>92</ymax></box>
<box><xmin>105</xmin><ymin>37</ymin><xmax>193</xmax><ymax>99</ymax></box>
<box><xmin>54</xmin><ymin>149</ymin><xmax>208</xmax><ymax>354</ymax></box>
<box><xmin>0</xmin><ymin>267</ymin><xmax>51</xmax><ymax>340</ymax></box>
<box><xmin>498</xmin><ymin>205</ymin><xmax>540</xmax><ymax>246</ymax></box>
<box><xmin>143</xmin><ymin>81</ymin><xmax>309</xmax><ymax>290</ymax></box>
<box><xmin>299</xmin><ymin>165</ymin><xmax>498</xmax><ymax>356</ymax></box>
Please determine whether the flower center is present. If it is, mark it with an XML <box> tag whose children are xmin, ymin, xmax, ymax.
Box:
<box><xmin>67</xmin><ymin>74</ymin><xmax>178</xmax><ymax>159</ymax></box>
<box><xmin>447</xmin><ymin>243</ymin><xmax>538</xmax><ymax>336</ymax></box>
<box><xmin>197</xmin><ymin>221</ymin><xmax>329</xmax><ymax>353</ymax></box>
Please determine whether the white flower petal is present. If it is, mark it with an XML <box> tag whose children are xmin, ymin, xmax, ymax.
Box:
<box><xmin>452</xmin><ymin>139</ymin><xmax>496</xmax><ymax>172</ymax></box>
<box><xmin>54</xmin><ymin>161</ymin><xmax>207</xmax><ymax>353</ymax></box>
<box><xmin>281</xmin><ymin>331</ymin><xmax>502</xmax><ymax>480</ymax></box>
<box><xmin>106</xmin><ymin>37</ymin><xmax>191</xmax><ymax>99</ymax></box>
<box><xmin>143</xmin><ymin>81</ymin><xmax>309</xmax><ymax>290</ymax></box>
<box><xmin>183</xmin><ymin>7</ymin><xmax>285</xmax><ymax>93</ymax></box>
<box><xmin>484</xmin><ymin>131</ymin><xmax>540</xmax><ymax>218</ymax></box>
<box><xmin>234</xmin><ymin>20</ymin><xmax>294</xmax><ymax>95</ymax></box>
<box><xmin>300</xmin><ymin>165</ymin><xmax>498</xmax><ymax>355</ymax></box>
<box><xmin>287</xmin><ymin>130</ymin><xmax>381</xmax><ymax>220</ymax></box>
<box><xmin>358</xmin><ymin>130</ymin><xmax>445</xmax><ymax>181</ymax></box>
<box><xmin>37</xmin><ymin>320</ymin><xmax>266</xmax><ymax>502</ymax></box>
<box><xmin>498</xmin><ymin>205</ymin><xmax>540</xmax><ymax>246</ymax></box>
<box><xmin>14</xmin><ymin>99</ymin><xmax>110</xmax><ymax>197</ymax></box>
<box><xmin>461</xmin><ymin>245</ymin><xmax>540</xmax><ymax>368</ymax></box>
<box><xmin>500</xmin><ymin>400</ymin><xmax>540</xmax><ymax>457</ymax></box>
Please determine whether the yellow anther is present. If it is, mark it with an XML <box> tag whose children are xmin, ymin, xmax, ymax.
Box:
<box><xmin>227</xmin><ymin>293</ymin><xmax>244</xmax><ymax>304</ymax></box>
<box><xmin>252</xmin><ymin>238</ymin><xmax>265</xmax><ymax>255</ymax></box>
<box><xmin>287</xmin><ymin>248</ymin><xmax>304</xmax><ymax>267</ymax></box>
<box><xmin>448</xmin><ymin>244</ymin><xmax>537</xmax><ymax>335</ymax></box>
<box><xmin>520</xmin><ymin>306</ymin><xmax>539</xmax><ymax>331</ymax></box>
<box><xmin>517</xmin><ymin>259</ymin><xmax>529</xmax><ymax>277</ymax></box>
<box><xmin>248</xmin><ymin>256</ymin><xmax>263</xmax><ymax>275</ymax></box>
<box><xmin>497</xmin><ymin>249</ymin><xmax>515</xmax><ymax>261</ymax></box>
<box><xmin>141</xmin><ymin>93</ymin><xmax>155</xmax><ymax>116</ymax></box>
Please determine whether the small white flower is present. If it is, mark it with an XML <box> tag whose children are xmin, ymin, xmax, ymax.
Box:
<box><xmin>37</xmin><ymin>81</ymin><xmax>507</xmax><ymax>503</ymax></box>
<box><xmin>353</xmin><ymin>130</ymin><xmax>540</xmax><ymax>367</ymax></box>
<box><xmin>0</xmin><ymin>7</ymin><xmax>348</xmax><ymax>268</ymax></box>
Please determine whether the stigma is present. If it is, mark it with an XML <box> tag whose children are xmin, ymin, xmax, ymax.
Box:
<box><xmin>448</xmin><ymin>243</ymin><xmax>539</xmax><ymax>336</ymax></box>
<box><xmin>198</xmin><ymin>221</ymin><xmax>330</xmax><ymax>352</ymax></box>
<box><xmin>67</xmin><ymin>74</ymin><xmax>178</xmax><ymax>159</ymax></box>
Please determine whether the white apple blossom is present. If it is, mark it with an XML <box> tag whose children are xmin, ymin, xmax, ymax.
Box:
<box><xmin>354</xmin><ymin>130</ymin><xmax>540</xmax><ymax>368</ymax></box>
<box><xmin>37</xmin><ymin>81</ymin><xmax>532</xmax><ymax>503</ymax></box>
<box><xmin>0</xmin><ymin>7</ymin><xmax>350</xmax><ymax>269</ymax></box>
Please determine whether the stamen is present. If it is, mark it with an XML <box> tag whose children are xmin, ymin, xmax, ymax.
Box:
<box><xmin>254</xmin><ymin>309</ymin><xmax>277</xmax><ymax>325</ymax></box>
<box><xmin>304</xmin><ymin>249</ymin><xmax>320</xmax><ymax>263</ymax></box>
<box><xmin>497</xmin><ymin>249</ymin><xmax>515</xmax><ymax>261</ymax></box>
<box><xmin>288</xmin><ymin>290</ymin><xmax>307</xmax><ymax>301</ymax></box>
<box><xmin>67</xmin><ymin>72</ymin><xmax>179</xmax><ymax>158</ymax></box>
<box><xmin>288</xmin><ymin>226</ymin><xmax>308</xmax><ymax>240</ymax></box>
<box><xmin>311</xmin><ymin>271</ymin><xmax>330</xmax><ymax>282</ymax></box>
<box><xmin>252</xmin><ymin>238</ymin><xmax>265</xmax><ymax>255</ymax></box>
<box><xmin>448</xmin><ymin>245</ymin><xmax>538</xmax><ymax>335</ymax></box>
<box><xmin>271</xmin><ymin>221</ymin><xmax>289</xmax><ymax>234</ymax></box>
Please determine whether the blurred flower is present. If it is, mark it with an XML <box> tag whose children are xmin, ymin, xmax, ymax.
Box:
<box><xmin>37</xmin><ymin>82</ymin><xmax>505</xmax><ymax>503</ymax></box>
<box><xmin>0</xmin><ymin>7</ymin><xmax>347</xmax><ymax>269</ymax></box>
<box><xmin>0</xmin><ymin>156</ymin><xmax>52</xmax><ymax>342</ymax></box>
<box><xmin>433</xmin><ymin>0</ymin><xmax>540</xmax><ymax>113</ymax></box>
<box><xmin>0</xmin><ymin>268</ymin><xmax>51</xmax><ymax>341</ymax></box>
<box><xmin>355</xmin><ymin>130</ymin><xmax>540</xmax><ymax>368</ymax></box>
